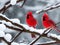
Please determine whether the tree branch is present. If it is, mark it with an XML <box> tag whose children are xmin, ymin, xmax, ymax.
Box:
<box><xmin>36</xmin><ymin>2</ymin><xmax>60</xmax><ymax>14</ymax></box>
<box><xmin>0</xmin><ymin>37</ymin><xmax>11</xmax><ymax>45</ymax></box>
<box><xmin>0</xmin><ymin>0</ymin><xmax>26</xmax><ymax>14</ymax></box>
<box><xmin>0</xmin><ymin>16</ymin><xmax>26</xmax><ymax>30</ymax></box>
<box><xmin>29</xmin><ymin>35</ymin><xmax>41</xmax><ymax>45</ymax></box>
<box><xmin>11</xmin><ymin>31</ymin><xmax>22</xmax><ymax>43</ymax></box>
<box><xmin>37</xmin><ymin>41</ymin><xmax>60</xmax><ymax>45</ymax></box>
<box><xmin>0</xmin><ymin>15</ymin><xmax>60</xmax><ymax>45</ymax></box>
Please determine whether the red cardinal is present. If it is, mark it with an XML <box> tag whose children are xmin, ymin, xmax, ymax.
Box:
<box><xmin>26</xmin><ymin>11</ymin><xmax>37</xmax><ymax>38</ymax></box>
<box><xmin>42</xmin><ymin>12</ymin><xmax>60</xmax><ymax>32</ymax></box>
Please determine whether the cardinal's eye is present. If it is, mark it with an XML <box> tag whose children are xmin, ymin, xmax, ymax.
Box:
<box><xmin>27</xmin><ymin>15</ymin><xmax>29</xmax><ymax>19</ymax></box>
<box><xmin>43</xmin><ymin>17</ymin><xmax>46</xmax><ymax>21</ymax></box>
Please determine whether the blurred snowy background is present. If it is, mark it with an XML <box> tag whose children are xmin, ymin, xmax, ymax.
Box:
<box><xmin>0</xmin><ymin>0</ymin><xmax>60</xmax><ymax>45</ymax></box>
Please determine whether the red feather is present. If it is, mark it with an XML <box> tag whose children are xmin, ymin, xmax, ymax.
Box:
<box><xmin>26</xmin><ymin>11</ymin><xmax>37</xmax><ymax>38</ymax></box>
<box><xmin>42</xmin><ymin>12</ymin><xmax>60</xmax><ymax>32</ymax></box>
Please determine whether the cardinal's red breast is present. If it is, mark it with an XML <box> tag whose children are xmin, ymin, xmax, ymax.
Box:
<box><xmin>26</xmin><ymin>18</ymin><xmax>37</xmax><ymax>27</ymax></box>
<box><xmin>43</xmin><ymin>20</ymin><xmax>51</xmax><ymax>28</ymax></box>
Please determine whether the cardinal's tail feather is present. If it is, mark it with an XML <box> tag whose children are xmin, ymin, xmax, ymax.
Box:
<box><xmin>31</xmin><ymin>33</ymin><xmax>36</xmax><ymax>38</ymax></box>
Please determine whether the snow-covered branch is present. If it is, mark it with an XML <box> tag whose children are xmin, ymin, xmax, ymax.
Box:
<box><xmin>0</xmin><ymin>14</ymin><xmax>60</xmax><ymax>45</ymax></box>
<box><xmin>37</xmin><ymin>33</ymin><xmax>60</xmax><ymax>45</ymax></box>
<box><xmin>36</xmin><ymin>2</ymin><xmax>60</xmax><ymax>14</ymax></box>
<box><xmin>0</xmin><ymin>0</ymin><xmax>26</xmax><ymax>14</ymax></box>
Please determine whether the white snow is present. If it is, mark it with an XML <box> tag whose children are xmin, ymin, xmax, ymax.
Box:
<box><xmin>0</xmin><ymin>42</ymin><xmax>7</xmax><ymax>45</ymax></box>
<box><xmin>0</xmin><ymin>43</ymin><xmax>5</xmax><ymax>45</ymax></box>
<box><xmin>0</xmin><ymin>24</ymin><xmax>6</xmax><ymax>31</ymax></box>
<box><xmin>0</xmin><ymin>13</ymin><xmax>9</xmax><ymax>19</ymax></box>
<box><xmin>44</xmin><ymin>28</ymin><xmax>51</xmax><ymax>34</ymax></box>
<box><xmin>36</xmin><ymin>6</ymin><xmax>51</xmax><ymax>14</ymax></box>
<box><xmin>0</xmin><ymin>13</ymin><xmax>20</xmax><ymax>25</ymax></box>
<box><xmin>36</xmin><ymin>10</ymin><xmax>42</xmax><ymax>13</ymax></box>
<box><xmin>0</xmin><ymin>19</ymin><xmax>20</xmax><ymax>27</ymax></box>
<box><xmin>44</xmin><ymin>41</ymin><xmax>56</xmax><ymax>43</ymax></box>
<box><xmin>34</xmin><ymin>41</ymin><xmax>56</xmax><ymax>45</ymax></box>
<box><xmin>20</xmin><ymin>24</ymin><xmax>47</xmax><ymax>34</ymax></box>
<box><xmin>0</xmin><ymin>20</ymin><xmax>13</xmax><ymax>26</ymax></box>
<box><xmin>30</xmin><ymin>28</ymin><xmax>46</xmax><ymax>34</ymax></box>
<box><xmin>10</xmin><ymin>18</ymin><xmax>20</xmax><ymax>24</ymax></box>
<box><xmin>47</xmin><ymin>33</ymin><xmax>60</xmax><ymax>40</ymax></box>
<box><xmin>11</xmin><ymin>42</ymin><xmax>19</xmax><ymax>45</ymax></box>
<box><xmin>11</xmin><ymin>42</ymin><xmax>27</xmax><ymax>45</ymax></box>
<box><xmin>0</xmin><ymin>30</ymin><xmax>5</xmax><ymax>37</ymax></box>
<box><xmin>20</xmin><ymin>24</ymin><xmax>30</xmax><ymax>29</ymax></box>
<box><xmin>4</xmin><ymin>33</ymin><xmax>12</xmax><ymax>42</ymax></box>
<box><xmin>10</xmin><ymin>0</ymin><xmax>17</xmax><ymax>5</ymax></box>
<box><xmin>5</xmin><ymin>22</ymin><xmax>13</xmax><ymax>26</ymax></box>
<box><xmin>57</xmin><ymin>35</ymin><xmax>60</xmax><ymax>40</ymax></box>
<box><xmin>0</xmin><ymin>14</ymin><xmax>22</xmax><ymax>30</ymax></box>
<box><xmin>47</xmin><ymin>33</ymin><xmax>57</xmax><ymax>38</ymax></box>
<box><xmin>19</xmin><ymin>43</ymin><xmax>27</xmax><ymax>45</ymax></box>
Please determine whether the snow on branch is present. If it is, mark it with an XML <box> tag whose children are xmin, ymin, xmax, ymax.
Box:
<box><xmin>0</xmin><ymin>14</ymin><xmax>60</xmax><ymax>45</ymax></box>
<box><xmin>36</xmin><ymin>2</ymin><xmax>60</xmax><ymax>14</ymax></box>
<box><xmin>0</xmin><ymin>0</ymin><xmax>26</xmax><ymax>14</ymax></box>
<box><xmin>10</xmin><ymin>0</ymin><xmax>17</xmax><ymax>5</ymax></box>
<box><xmin>37</xmin><ymin>33</ymin><xmax>60</xmax><ymax>45</ymax></box>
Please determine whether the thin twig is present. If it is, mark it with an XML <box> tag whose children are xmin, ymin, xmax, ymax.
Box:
<box><xmin>11</xmin><ymin>31</ymin><xmax>22</xmax><ymax>43</ymax></box>
<box><xmin>0</xmin><ymin>0</ymin><xmax>26</xmax><ymax>14</ymax></box>
<box><xmin>29</xmin><ymin>35</ymin><xmax>41</xmax><ymax>45</ymax></box>
<box><xmin>0</xmin><ymin>37</ymin><xmax>11</xmax><ymax>45</ymax></box>
<box><xmin>37</xmin><ymin>41</ymin><xmax>60</xmax><ymax>45</ymax></box>
<box><xmin>20</xmin><ymin>0</ymin><xmax>26</xmax><ymax>8</ymax></box>
<box><xmin>2</xmin><ymin>5</ymin><xmax>12</xmax><ymax>14</ymax></box>
<box><xmin>36</xmin><ymin>3</ymin><xmax>60</xmax><ymax>14</ymax></box>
